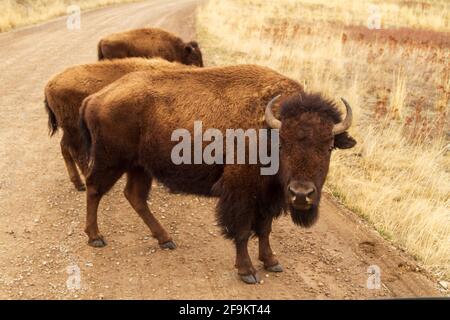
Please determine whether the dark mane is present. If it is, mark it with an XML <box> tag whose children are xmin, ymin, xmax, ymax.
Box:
<box><xmin>280</xmin><ymin>93</ymin><xmax>342</xmax><ymax>124</ymax></box>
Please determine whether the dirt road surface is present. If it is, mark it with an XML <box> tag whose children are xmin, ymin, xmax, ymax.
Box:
<box><xmin>0</xmin><ymin>0</ymin><xmax>442</xmax><ymax>299</ymax></box>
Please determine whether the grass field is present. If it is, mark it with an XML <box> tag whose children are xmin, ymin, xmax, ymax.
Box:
<box><xmin>197</xmin><ymin>0</ymin><xmax>450</xmax><ymax>279</ymax></box>
<box><xmin>0</xmin><ymin>0</ymin><xmax>140</xmax><ymax>32</ymax></box>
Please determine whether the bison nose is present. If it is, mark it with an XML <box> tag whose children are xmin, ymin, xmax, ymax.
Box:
<box><xmin>288</xmin><ymin>182</ymin><xmax>317</xmax><ymax>206</ymax></box>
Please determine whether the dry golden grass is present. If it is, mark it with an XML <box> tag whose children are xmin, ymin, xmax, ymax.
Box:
<box><xmin>197</xmin><ymin>0</ymin><xmax>450</xmax><ymax>279</ymax></box>
<box><xmin>0</xmin><ymin>0</ymin><xmax>140</xmax><ymax>32</ymax></box>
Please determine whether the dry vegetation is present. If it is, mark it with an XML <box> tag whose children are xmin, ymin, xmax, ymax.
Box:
<box><xmin>0</xmin><ymin>0</ymin><xmax>140</xmax><ymax>32</ymax></box>
<box><xmin>197</xmin><ymin>0</ymin><xmax>450</xmax><ymax>279</ymax></box>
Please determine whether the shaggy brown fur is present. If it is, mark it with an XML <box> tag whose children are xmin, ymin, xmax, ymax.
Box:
<box><xmin>44</xmin><ymin>58</ymin><xmax>192</xmax><ymax>190</ymax></box>
<box><xmin>79</xmin><ymin>65</ymin><xmax>356</xmax><ymax>284</ymax></box>
<box><xmin>98</xmin><ymin>28</ymin><xmax>203</xmax><ymax>67</ymax></box>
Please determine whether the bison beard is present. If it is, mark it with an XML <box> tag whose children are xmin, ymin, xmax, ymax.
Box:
<box><xmin>289</xmin><ymin>203</ymin><xmax>319</xmax><ymax>228</ymax></box>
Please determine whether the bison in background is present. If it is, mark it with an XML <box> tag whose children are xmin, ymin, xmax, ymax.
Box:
<box><xmin>79</xmin><ymin>64</ymin><xmax>356</xmax><ymax>284</ymax></box>
<box><xmin>44</xmin><ymin>58</ymin><xmax>192</xmax><ymax>191</ymax></box>
<box><xmin>97</xmin><ymin>28</ymin><xmax>204</xmax><ymax>67</ymax></box>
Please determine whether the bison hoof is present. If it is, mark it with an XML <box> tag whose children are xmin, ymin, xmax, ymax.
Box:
<box><xmin>240</xmin><ymin>273</ymin><xmax>260</xmax><ymax>284</ymax></box>
<box><xmin>159</xmin><ymin>240</ymin><xmax>176</xmax><ymax>250</ymax></box>
<box><xmin>265</xmin><ymin>263</ymin><xmax>283</xmax><ymax>272</ymax></box>
<box><xmin>88</xmin><ymin>237</ymin><xmax>107</xmax><ymax>248</ymax></box>
<box><xmin>75</xmin><ymin>184</ymin><xmax>86</xmax><ymax>192</ymax></box>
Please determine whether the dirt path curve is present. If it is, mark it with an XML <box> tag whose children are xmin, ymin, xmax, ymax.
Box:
<box><xmin>0</xmin><ymin>0</ymin><xmax>441</xmax><ymax>299</ymax></box>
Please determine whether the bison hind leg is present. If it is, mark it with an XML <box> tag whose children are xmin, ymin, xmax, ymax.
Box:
<box><xmin>60</xmin><ymin>135</ymin><xmax>85</xmax><ymax>191</ymax></box>
<box><xmin>123</xmin><ymin>166</ymin><xmax>174</xmax><ymax>249</ymax></box>
<box><xmin>84</xmin><ymin>164</ymin><xmax>124</xmax><ymax>247</ymax></box>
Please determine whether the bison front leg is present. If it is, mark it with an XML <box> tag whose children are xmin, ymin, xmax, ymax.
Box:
<box><xmin>234</xmin><ymin>231</ymin><xmax>260</xmax><ymax>284</ymax></box>
<box><xmin>256</xmin><ymin>217</ymin><xmax>283</xmax><ymax>273</ymax></box>
<box><xmin>216</xmin><ymin>167</ymin><xmax>261</xmax><ymax>284</ymax></box>
<box><xmin>124</xmin><ymin>167</ymin><xmax>175</xmax><ymax>249</ymax></box>
<box><xmin>217</xmin><ymin>199</ymin><xmax>259</xmax><ymax>283</ymax></box>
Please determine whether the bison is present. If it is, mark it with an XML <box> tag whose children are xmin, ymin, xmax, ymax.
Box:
<box><xmin>44</xmin><ymin>58</ymin><xmax>191</xmax><ymax>191</ymax></box>
<box><xmin>97</xmin><ymin>28</ymin><xmax>203</xmax><ymax>67</ymax></box>
<box><xmin>79</xmin><ymin>65</ymin><xmax>356</xmax><ymax>284</ymax></box>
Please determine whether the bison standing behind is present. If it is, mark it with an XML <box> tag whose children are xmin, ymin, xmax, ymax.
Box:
<box><xmin>44</xmin><ymin>58</ymin><xmax>192</xmax><ymax>190</ymax></box>
<box><xmin>98</xmin><ymin>28</ymin><xmax>203</xmax><ymax>67</ymax></box>
<box><xmin>79</xmin><ymin>65</ymin><xmax>356</xmax><ymax>284</ymax></box>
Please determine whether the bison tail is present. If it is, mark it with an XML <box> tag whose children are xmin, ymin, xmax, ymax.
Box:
<box><xmin>44</xmin><ymin>96</ymin><xmax>58</xmax><ymax>137</ymax></box>
<box><xmin>79</xmin><ymin>102</ymin><xmax>92</xmax><ymax>156</ymax></box>
<box><xmin>97</xmin><ymin>40</ymin><xmax>104</xmax><ymax>60</ymax></box>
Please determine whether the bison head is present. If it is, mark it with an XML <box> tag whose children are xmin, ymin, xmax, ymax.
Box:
<box><xmin>265</xmin><ymin>93</ymin><xmax>356</xmax><ymax>227</ymax></box>
<box><xmin>183</xmin><ymin>41</ymin><xmax>204</xmax><ymax>67</ymax></box>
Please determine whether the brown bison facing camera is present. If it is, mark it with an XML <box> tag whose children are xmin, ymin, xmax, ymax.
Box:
<box><xmin>44</xmin><ymin>58</ymin><xmax>192</xmax><ymax>191</ymax></box>
<box><xmin>97</xmin><ymin>28</ymin><xmax>204</xmax><ymax>67</ymax></box>
<box><xmin>79</xmin><ymin>65</ymin><xmax>356</xmax><ymax>284</ymax></box>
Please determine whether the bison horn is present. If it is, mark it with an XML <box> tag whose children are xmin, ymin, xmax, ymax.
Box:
<box><xmin>332</xmin><ymin>98</ymin><xmax>353</xmax><ymax>135</ymax></box>
<box><xmin>265</xmin><ymin>95</ymin><xmax>282</xmax><ymax>129</ymax></box>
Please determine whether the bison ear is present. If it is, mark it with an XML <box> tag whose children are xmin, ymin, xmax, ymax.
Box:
<box><xmin>188</xmin><ymin>41</ymin><xmax>199</xmax><ymax>48</ymax></box>
<box><xmin>184</xmin><ymin>44</ymin><xmax>193</xmax><ymax>54</ymax></box>
<box><xmin>334</xmin><ymin>132</ymin><xmax>356</xmax><ymax>149</ymax></box>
